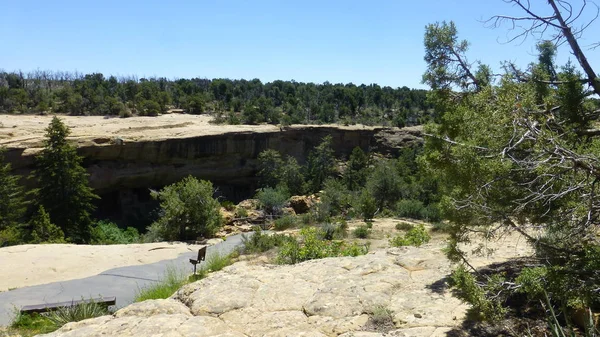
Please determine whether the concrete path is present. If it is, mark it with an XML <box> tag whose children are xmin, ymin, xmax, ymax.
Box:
<box><xmin>0</xmin><ymin>233</ymin><xmax>249</xmax><ymax>326</ymax></box>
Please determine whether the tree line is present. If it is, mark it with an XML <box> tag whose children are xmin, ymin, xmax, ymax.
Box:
<box><xmin>0</xmin><ymin>70</ymin><xmax>432</xmax><ymax>126</ymax></box>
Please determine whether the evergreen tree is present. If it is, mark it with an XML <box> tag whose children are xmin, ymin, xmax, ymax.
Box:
<box><xmin>344</xmin><ymin>147</ymin><xmax>369</xmax><ymax>191</ymax></box>
<box><xmin>305</xmin><ymin>136</ymin><xmax>336</xmax><ymax>193</ymax></box>
<box><xmin>30</xmin><ymin>205</ymin><xmax>65</xmax><ymax>244</ymax></box>
<box><xmin>0</xmin><ymin>148</ymin><xmax>26</xmax><ymax>231</ymax></box>
<box><xmin>34</xmin><ymin>117</ymin><xmax>98</xmax><ymax>243</ymax></box>
<box><xmin>0</xmin><ymin>148</ymin><xmax>27</xmax><ymax>246</ymax></box>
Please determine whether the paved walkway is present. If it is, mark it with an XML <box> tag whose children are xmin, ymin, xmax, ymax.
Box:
<box><xmin>0</xmin><ymin>233</ymin><xmax>248</xmax><ymax>326</ymax></box>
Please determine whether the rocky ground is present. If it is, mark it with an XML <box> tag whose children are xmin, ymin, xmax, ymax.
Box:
<box><xmin>36</xmin><ymin>219</ymin><xmax>532</xmax><ymax>337</ymax></box>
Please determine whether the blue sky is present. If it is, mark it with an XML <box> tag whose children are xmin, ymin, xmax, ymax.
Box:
<box><xmin>1</xmin><ymin>0</ymin><xmax>599</xmax><ymax>88</ymax></box>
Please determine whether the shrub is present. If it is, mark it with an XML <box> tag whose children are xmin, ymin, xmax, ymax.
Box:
<box><xmin>221</xmin><ymin>200</ymin><xmax>236</xmax><ymax>211</ymax></box>
<box><xmin>10</xmin><ymin>312</ymin><xmax>56</xmax><ymax>336</ymax></box>
<box><xmin>203</xmin><ymin>251</ymin><xmax>232</xmax><ymax>273</ymax></box>
<box><xmin>357</xmin><ymin>190</ymin><xmax>378</xmax><ymax>221</ymax></box>
<box><xmin>395</xmin><ymin>222</ymin><xmax>414</xmax><ymax>231</ymax></box>
<box><xmin>241</xmin><ymin>228</ymin><xmax>293</xmax><ymax>254</ymax></box>
<box><xmin>273</xmin><ymin>215</ymin><xmax>297</xmax><ymax>231</ymax></box>
<box><xmin>389</xmin><ymin>224</ymin><xmax>430</xmax><ymax>247</ymax></box>
<box><xmin>368</xmin><ymin>305</ymin><xmax>394</xmax><ymax>329</ymax></box>
<box><xmin>395</xmin><ymin>199</ymin><xmax>424</xmax><ymax>219</ymax></box>
<box><xmin>256</xmin><ymin>187</ymin><xmax>289</xmax><ymax>215</ymax></box>
<box><xmin>234</xmin><ymin>207</ymin><xmax>248</xmax><ymax>218</ymax></box>
<box><xmin>148</xmin><ymin>176</ymin><xmax>222</xmax><ymax>241</ymax></box>
<box><xmin>321</xmin><ymin>222</ymin><xmax>347</xmax><ymax>240</ymax></box>
<box><xmin>449</xmin><ymin>265</ymin><xmax>507</xmax><ymax>321</ymax></box>
<box><xmin>134</xmin><ymin>265</ymin><xmax>188</xmax><ymax>302</ymax></box>
<box><xmin>43</xmin><ymin>300</ymin><xmax>111</xmax><ymax>328</ymax></box>
<box><xmin>90</xmin><ymin>220</ymin><xmax>139</xmax><ymax>245</ymax></box>
<box><xmin>277</xmin><ymin>227</ymin><xmax>369</xmax><ymax>264</ymax></box>
<box><xmin>367</xmin><ymin>161</ymin><xmax>403</xmax><ymax>209</ymax></box>
<box><xmin>353</xmin><ymin>225</ymin><xmax>371</xmax><ymax>239</ymax></box>
<box><xmin>321</xmin><ymin>178</ymin><xmax>351</xmax><ymax>216</ymax></box>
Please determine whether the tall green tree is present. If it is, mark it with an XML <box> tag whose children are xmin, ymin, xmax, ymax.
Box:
<box><xmin>344</xmin><ymin>147</ymin><xmax>369</xmax><ymax>191</ymax></box>
<box><xmin>34</xmin><ymin>117</ymin><xmax>98</xmax><ymax>243</ymax></box>
<box><xmin>0</xmin><ymin>148</ymin><xmax>27</xmax><ymax>246</ymax></box>
<box><xmin>423</xmin><ymin>0</ymin><xmax>600</xmax><ymax>321</ymax></box>
<box><xmin>305</xmin><ymin>136</ymin><xmax>336</xmax><ymax>193</ymax></box>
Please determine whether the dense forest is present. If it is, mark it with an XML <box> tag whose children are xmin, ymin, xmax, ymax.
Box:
<box><xmin>0</xmin><ymin>70</ymin><xmax>432</xmax><ymax>126</ymax></box>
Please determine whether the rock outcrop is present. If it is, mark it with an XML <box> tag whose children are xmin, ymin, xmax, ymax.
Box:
<box><xmin>40</xmin><ymin>245</ymin><xmax>468</xmax><ymax>337</ymax></box>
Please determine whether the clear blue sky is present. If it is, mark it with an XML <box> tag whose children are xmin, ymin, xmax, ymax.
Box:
<box><xmin>1</xmin><ymin>0</ymin><xmax>599</xmax><ymax>88</ymax></box>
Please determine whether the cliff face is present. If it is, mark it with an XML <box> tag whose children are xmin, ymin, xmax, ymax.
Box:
<box><xmin>1</xmin><ymin>115</ymin><xmax>422</xmax><ymax>225</ymax></box>
<box><xmin>6</xmin><ymin>125</ymin><xmax>422</xmax><ymax>196</ymax></box>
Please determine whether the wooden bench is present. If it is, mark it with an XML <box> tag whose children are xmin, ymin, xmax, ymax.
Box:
<box><xmin>189</xmin><ymin>246</ymin><xmax>207</xmax><ymax>274</ymax></box>
<box><xmin>20</xmin><ymin>296</ymin><xmax>116</xmax><ymax>315</ymax></box>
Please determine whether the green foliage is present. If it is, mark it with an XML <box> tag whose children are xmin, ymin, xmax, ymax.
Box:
<box><xmin>0</xmin><ymin>148</ymin><xmax>26</xmax><ymax>234</ymax></box>
<box><xmin>257</xmin><ymin>150</ymin><xmax>305</xmax><ymax>195</ymax></box>
<box><xmin>321</xmin><ymin>221</ymin><xmax>348</xmax><ymax>240</ymax></box>
<box><xmin>449</xmin><ymin>265</ymin><xmax>507</xmax><ymax>321</ymax></box>
<box><xmin>389</xmin><ymin>224</ymin><xmax>430</xmax><ymax>247</ymax></box>
<box><xmin>353</xmin><ymin>225</ymin><xmax>371</xmax><ymax>239</ymax></box>
<box><xmin>305</xmin><ymin>136</ymin><xmax>336</xmax><ymax>193</ymax></box>
<box><xmin>395</xmin><ymin>222</ymin><xmax>414</xmax><ymax>231</ymax></box>
<box><xmin>220</xmin><ymin>200</ymin><xmax>236</xmax><ymax>211</ymax></box>
<box><xmin>240</xmin><ymin>228</ymin><xmax>294</xmax><ymax>254</ymax></box>
<box><xmin>256</xmin><ymin>187</ymin><xmax>290</xmax><ymax>215</ymax></box>
<box><xmin>356</xmin><ymin>190</ymin><xmax>378</xmax><ymax>221</ymax></box>
<box><xmin>43</xmin><ymin>300</ymin><xmax>111</xmax><ymax>328</ymax></box>
<box><xmin>134</xmin><ymin>265</ymin><xmax>188</xmax><ymax>302</ymax></box>
<box><xmin>344</xmin><ymin>147</ymin><xmax>369</xmax><ymax>190</ymax></box>
<box><xmin>273</xmin><ymin>215</ymin><xmax>298</xmax><ymax>231</ymax></box>
<box><xmin>10</xmin><ymin>312</ymin><xmax>56</xmax><ymax>336</ymax></box>
<box><xmin>368</xmin><ymin>305</ymin><xmax>394</xmax><ymax>328</ymax></box>
<box><xmin>148</xmin><ymin>176</ymin><xmax>222</xmax><ymax>241</ymax></box>
<box><xmin>11</xmin><ymin>300</ymin><xmax>111</xmax><ymax>336</ymax></box>
<box><xmin>234</xmin><ymin>207</ymin><xmax>248</xmax><ymax>218</ymax></box>
<box><xmin>395</xmin><ymin>199</ymin><xmax>424</xmax><ymax>219</ymax></box>
<box><xmin>30</xmin><ymin>205</ymin><xmax>66</xmax><ymax>244</ymax></box>
<box><xmin>321</xmin><ymin>178</ymin><xmax>352</xmax><ymax>216</ymax></box>
<box><xmin>367</xmin><ymin>160</ymin><xmax>403</xmax><ymax>209</ymax></box>
<box><xmin>203</xmin><ymin>251</ymin><xmax>233</xmax><ymax>273</ymax></box>
<box><xmin>90</xmin><ymin>220</ymin><xmax>140</xmax><ymax>245</ymax></box>
<box><xmin>34</xmin><ymin>117</ymin><xmax>98</xmax><ymax>243</ymax></box>
<box><xmin>422</xmin><ymin>15</ymin><xmax>600</xmax><ymax>318</ymax></box>
<box><xmin>277</xmin><ymin>227</ymin><xmax>369</xmax><ymax>264</ymax></box>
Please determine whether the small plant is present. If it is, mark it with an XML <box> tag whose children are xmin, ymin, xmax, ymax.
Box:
<box><xmin>368</xmin><ymin>305</ymin><xmax>395</xmax><ymax>331</ymax></box>
<box><xmin>221</xmin><ymin>200</ymin><xmax>236</xmax><ymax>211</ymax></box>
<box><xmin>395</xmin><ymin>222</ymin><xmax>414</xmax><ymax>231</ymax></box>
<box><xmin>321</xmin><ymin>222</ymin><xmax>347</xmax><ymax>240</ymax></box>
<box><xmin>273</xmin><ymin>215</ymin><xmax>297</xmax><ymax>231</ymax></box>
<box><xmin>134</xmin><ymin>265</ymin><xmax>188</xmax><ymax>302</ymax></box>
<box><xmin>395</xmin><ymin>199</ymin><xmax>425</xmax><ymax>219</ymax></box>
<box><xmin>389</xmin><ymin>224</ymin><xmax>430</xmax><ymax>247</ymax></box>
<box><xmin>353</xmin><ymin>225</ymin><xmax>371</xmax><ymax>239</ymax></box>
<box><xmin>10</xmin><ymin>312</ymin><xmax>56</xmax><ymax>336</ymax></box>
<box><xmin>241</xmin><ymin>228</ymin><xmax>293</xmax><ymax>254</ymax></box>
<box><xmin>300</xmin><ymin>212</ymin><xmax>315</xmax><ymax>226</ymax></box>
<box><xmin>365</xmin><ymin>221</ymin><xmax>373</xmax><ymax>229</ymax></box>
<box><xmin>43</xmin><ymin>300</ymin><xmax>111</xmax><ymax>328</ymax></box>
<box><xmin>234</xmin><ymin>207</ymin><xmax>248</xmax><ymax>218</ymax></box>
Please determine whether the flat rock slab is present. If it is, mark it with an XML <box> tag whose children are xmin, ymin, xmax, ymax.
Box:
<box><xmin>40</xmin><ymin>245</ymin><xmax>471</xmax><ymax>337</ymax></box>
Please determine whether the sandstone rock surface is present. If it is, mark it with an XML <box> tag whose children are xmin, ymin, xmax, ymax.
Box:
<box><xmin>38</xmin><ymin>228</ymin><xmax>531</xmax><ymax>337</ymax></box>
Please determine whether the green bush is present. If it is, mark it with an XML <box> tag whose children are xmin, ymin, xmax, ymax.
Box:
<box><xmin>90</xmin><ymin>220</ymin><xmax>139</xmax><ymax>245</ymax></box>
<box><xmin>203</xmin><ymin>251</ymin><xmax>233</xmax><ymax>273</ymax></box>
<box><xmin>256</xmin><ymin>187</ymin><xmax>289</xmax><ymax>215</ymax></box>
<box><xmin>449</xmin><ymin>265</ymin><xmax>507</xmax><ymax>321</ymax></box>
<box><xmin>395</xmin><ymin>222</ymin><xmax>414</xmax><ymax>231</ymax></box>
<box><xmin>395</xmin><ymin>199</ymin><xmax>424</xmax><ymax>219</ymax></box>
<box><xmin>241</xmin><ymin>228</ymin><xmax>291</xmax><ymax>254</ymax></box>
<box><xmin>147</xmin><ymin>176</ymin><xmax>222</xmax><ymax>241</ymax></box>
<box><xmin>234</xmin><ymin>207</ymin><xmax>248</xmax><ymax>218</ymax></box>
<box><xmin>30</xmin><ymin>205</ymin><xmax>66</xmax><ymax>244</ymax></box>
<box><xmin>277</xmin><ymin>227</ymin><xmax>369</xmax><ymax>264</ymax></box>
<box><xmin>273</xmin><ymin>215</ymin><xmax>297</xmax><ymax>231</ymax></box>
<box><xmin>321</xmin><ymin>222</ymin><xmax>347</xmax><ymax>240</ymax></box>
<box><xmin>353</xmin><ymin>225</ymin><xmax>371</xmax><ymax>239</ymax></box>
<box><xmin>357</xmin><ymin>190</ymin><xmax>378</xmax><ymax>221</ymax></box>
<box><xmin>221</xmin><ymin>200</ymin><xmax>236</xmax><ymax>211</ymax></box>
<box><xmin>321</xmin><ymin>178</ymin><xmax>351</xmax><ymax>216</ymax></box>
<box><xmin>367</xmin><ymin>161</ymin><xmax>403</xmax><ymax>209</ymax></box>
<box><xmin>134</xmin><ymin>265</ymin><xmax>188</xmax><ymax>302</ymax></box>
<box><xmin>389</xmin><ymin>224</ymin><xmax>430</xmax><ymax>247</ymax></box>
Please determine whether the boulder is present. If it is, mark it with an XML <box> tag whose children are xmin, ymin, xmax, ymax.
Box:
<box><xmin>289</xmin><ymin>195</ymin><xmax>317</xmax><ymax>214</ymax></box>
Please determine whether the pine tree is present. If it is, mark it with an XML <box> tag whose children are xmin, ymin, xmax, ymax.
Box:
<box><xmin>30</xmin><ymin>205</ymin><xmax>65</xmax><ymax>244</ymax></box>
<box><xmin>34</xmin><ymin>117</ymin><xmax>98</xmax><ymax>243</ymax></box>
<box><xmin>0</xmin><ymin>148</ymin><xmax>26</xmax><ymax>230</ymax></box>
